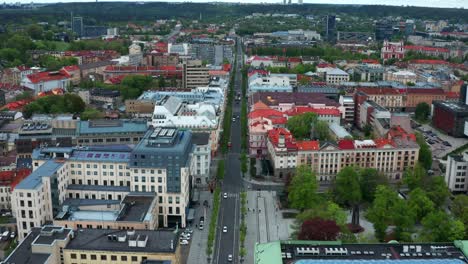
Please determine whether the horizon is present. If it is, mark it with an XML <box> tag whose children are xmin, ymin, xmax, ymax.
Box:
<box><xmin>4</xmin><ymin>0</ymin><xmax>468</xmax><ymax>9</ymax></box>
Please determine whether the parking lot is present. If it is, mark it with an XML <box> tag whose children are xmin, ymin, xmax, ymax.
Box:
<box><xmin>418</xmin><ymin>124</ymin><xmax>468</xmax><ymax>158</ymax></box>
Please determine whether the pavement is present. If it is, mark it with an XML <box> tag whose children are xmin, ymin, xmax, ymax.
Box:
<box><xmin>187</xmin><ymin>191</ymin><xmax>213</xmax><ymax>264</ymax></box>
<box><xmin>244</xmin><ymin>190</ymin><xmax>294</xmax><ymax>264</ymax></box>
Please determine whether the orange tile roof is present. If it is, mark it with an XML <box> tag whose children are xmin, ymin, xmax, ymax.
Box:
<box><xmin>26</xmin><ymin>70</ymin><xmax>70</xmax><ymax>84</ymax></box>
<box><xmin>358</xmin><ymin>87</ymin><xmax>401</xmax><ymax>95</ymax></box>
<box><xmin>374</xmin><ymin>138</ymin><xmax>395</xmax><ymax>148</ymax></box>
<box><xmin>251</xmin><ymin>100</ymin><xmax>271</xmax><ymax>111</ymax></box>
<box><xmin>296</xmin><ymin>140</ymin><xmax>319</xmax><ymax>151</ymax></box>
<box><xmin>248</xmin><ymin>109</ymin><xmax>283</xmax><ymax>119</ymax></box>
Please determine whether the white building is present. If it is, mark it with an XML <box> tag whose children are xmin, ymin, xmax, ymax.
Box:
<box><xmin>385</xmin><ymin>70</ymin><xmax>417</xmax><ymax>84</ymax></box>
<box><xmin>247</xmin><ymin>56</ymin><xmax>274</xmax><ymax>68</ymax></box>
<box><xmin>317</xmin><ymin>67</ymin><xmax>350</xmax><ymax>84</ymax></box>
<box><xmin>339</xmin><ymin>95</ymin><xmax>355</xmax><ymax>123</ymax></box>
<box><xmin>21</xmin><ymin>70</ymin><xmax>71</xmax><ymax>95</ymax></box>
<box><xmin>152</xmin><ymin>96</ymin><xmax>220</xmax><ymax>155</ymax></box>
<box><xmin>445</xmin><ymin>153</ymin><xmax>468</xmax><ymax>193</ymax></box>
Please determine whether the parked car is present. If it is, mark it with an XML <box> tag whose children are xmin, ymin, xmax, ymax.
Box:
<box><xmin>9</xmin><ymin>232</ymin><xmax>15</xmax><ymax>239</ymax></box>
<box><xmin>223</xmin><ymin>226</ymin><xmax>227</xmax><ymax>233</ymax></box>
<box><xmin>443</xmin><ymin>141</ymin><xmax>452</xmax><ymax>147</ymax></box>
<box><xmin>223</xmin><ymin>193</ymin><xmax>228</xmax><ymax>199</ymax></box>
<box><xmin>180</xmin><ymin>239</ymin><xmax>189</xmax><ymax>245</ymax></box>
<box><xmin>199</xmin><ymin>223</ymin><xmax>204</xmax><ymax>230</ymax></box>
<box><xmin>228</xmin><ymin>254</ymin><xmax>233</xmax><ymax>262</ymax></box>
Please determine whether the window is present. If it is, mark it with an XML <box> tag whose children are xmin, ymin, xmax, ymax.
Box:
<box><xmin>131</xmin><ymin>256</ymin><xmax>138</xmax><ymax>261</ymax></box>
<box><xmin>90</xmin><ymin>255</ymin><xmax>97</xmax><ymax>260</ymax></box>
<box><xmin>168</xmin><ymin>197</ymin><xmax>173</xmax><ymax>204</ymax></box>
<box><xmin>101</xmin><ymin>255</ymin><xmax>107</xmax><ymax>260</ymax></box>
<box><xmin>176</xmin><ymin>197</ymin><xmax>180</xmax><ymax>204</ymax></box>
<box><xmin>121</xmin><ymin>256</ymin><xmax>128</xmax><ymax>261</ymax></box>
<box><xmin>80</xmin><ymin>254</ymin><xmax>87</xmax><ymax>260</ymax></box>
<box><xmin>71</xmin><ymin>253</ymin><xmax>77</xmax><ymax>259</ymax></box>
<box><xmin>158</xmin><ymin>177</ymin><xmax>162</xmax><ymax>183</ymax></box>
<box><xmin>111</xmin><ymin>255</ymin><xmax>117</xmax><ymax>261</ymax></box>
<box><xmin>158</xmin><ymin>186</ymin><xmax>162</xmax><ymax>193</ymax></box>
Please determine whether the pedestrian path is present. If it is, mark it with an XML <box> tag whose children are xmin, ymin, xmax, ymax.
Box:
<box><xmin>187</xmin><ymin>191</ymin><xmax>212</xmax><ymax>264</ymax></box>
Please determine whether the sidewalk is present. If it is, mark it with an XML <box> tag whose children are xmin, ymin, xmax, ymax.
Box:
<box><xmin>187</xmin><ymin>191</ymin><xmax>213</xmax><ymax>264</ymax></box>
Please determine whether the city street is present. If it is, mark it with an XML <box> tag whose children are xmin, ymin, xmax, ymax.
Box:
<box><xmin>213</xmin><ymin>37</ymin><xmax>244</xmax><ymax>264</ymax></box>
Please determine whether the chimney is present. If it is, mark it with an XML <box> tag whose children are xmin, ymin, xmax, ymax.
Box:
<box><xmin>278</xmin><ymin>133</ymin><xmax>285</xmax><ymax>148</ymax></box>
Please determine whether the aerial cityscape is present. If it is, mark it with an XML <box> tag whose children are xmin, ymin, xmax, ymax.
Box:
<box><xmin>0</xmin><ymin>1</ymin><xmax>467</xmax><ymax>264</ymax></box>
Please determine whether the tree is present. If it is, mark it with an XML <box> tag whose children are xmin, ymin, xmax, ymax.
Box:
<box><xmin>452</xmin><ymin>195</ymin><xmax>468</xmax><ymax>238</ymax></box>
<box><xmin>420</xmin><ymin>211</ymin><xmax>465</xmax><ymax>242</ymax></box>
<box><xmin>359</xmin><ymin>168</ymin><xmax>388</xmax><ymax>203</ymax></box>
<box><xmin>363</xmin><ymin>123</ymin><xmax>373</xmax><ymax>137</ymax></box>
<box><xmin>297</xmin><ymin>201</ymin><xmax>347</xmax><ymax>226</ymax></box>
<box><xmin>415</xmin><ymin>133</ymin><xmax>432</xmax><ymax>170</ymax></box>
<box><xmin>286</xmin><ymin>112</ymin><xmax>318</xmax><ymax>139</ymax></box>
<box><xmin>404</xmin><ymin>163</ymin><xmax>429</xmax><ymax>191</ymax></box>
<box><xmin>366</xmin><ymin>185</ymin><xmax>401</xmax><ymax>241</ymax></box>
<box><xmin>26</xmin><ymin>24</ymin><xmax>44</xmax><ymax>40</ymax></box>
<box><xmin>81</xmin><ymin>108</ymin><xmax>104</xmax><ymax>120</ymax></box>
<box><xmin>298</xmin><ymin>218</ymin><xmax>341</xmax><ymax>241</ymax></box>
<box><xmin>415</xmin><ymin>102</ymin><xmax>430</xmax><ymax>123</ymax></box>
<box><xmin>426</xmin><ymin>176</ymin><xmax>449</xmax><ymax>208</ymax></box>
<box><xmin>158</xmin><ymin>75</ymin><xmax>166</xmax><ymax>88</ymax></box>
<box><xmin>288</xmin><ymin>165</ymin><xmax>318</xmax><ymax>211</ymax></box>
<box><xmin>313</xmin><ymin>120</ymin><xmax>330</xmax><ymax>141</ymax></box>
<box><xmin>334</xmin><ymin>166</ymin><xmax>362</xmax><ymax>225</ymax></box>
<box><xmin>407</xmin><ymin>188</ymin><xmax>435</xmax><ymax>222</ymax></box>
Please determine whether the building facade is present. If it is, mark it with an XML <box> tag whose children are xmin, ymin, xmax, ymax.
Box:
<box><xmin>183</xmin><ymin>60</ymin><xmax>210</xmax><ymax>89</ymax></box>
<box><xmin>445</xmin><ymin>153</ymin><xmax>468</xmax><ymax>193</ymax></box>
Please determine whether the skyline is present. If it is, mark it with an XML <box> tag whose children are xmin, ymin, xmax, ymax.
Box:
<box><xmin>3</xmin><ymin>0</ymin><xmax>468</xmax><ymax>9</ymax></box>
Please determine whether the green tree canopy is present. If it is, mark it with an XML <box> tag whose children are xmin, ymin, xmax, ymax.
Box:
<box><xmin>26</xmin><ymin>24</ymin><xmax>44</xmax><ymax>40</ymax></box>
<box><xmin>452</xmin><ymin>195</ymin><xmax>468</xmax><ymax>238</ymax></box>
<box><xmin>288</xmin><ymin>165</ymin><xmax>319</xmax><ymax>211</ymax></box>
<box><xmin>407</xmin><ymin>188</ymin><xmax>435</xmax><ymax>222</ymax></box>
<box><xmin>415</xmin><ymin>133</ymin><xmax>432</xmax><ymax>170</ymax></box>
<box><xmin>297</xmin><ymin>201</ymin><xmax>347</xmax><ymax>226</ymax></box>
<box><xmin>359</xmin><ymin>168</ymin><xmax>388</xmax><ymax>203</ymax></box>
<box><xmin>22</xmin><ymin>94</ymin><xmax>85</xmax><ymax>118</ymax></box>
<box><xmin>425</xmin><ymin>176</ymin><xmax>450</xmax><ymax>208</ymax></box>
<box><xmin>313</xmin><ymin>120</ymin><xmax>331</xmax><ymax>141</ymax></box>
<box><xmin>404</xmin><ymin>163</ymin><xmax>429</xmax><ymax>191</ymax></box>
<box><xmin>334</xmin><ymin>166</ymin><xmax>362</xmax><ymax>207</ymax></box>
<box><xmin>415</xmin><ymin>102</ymin><xmax>430</xmax><ymax>122</ymax></box>
<box><xmin>286</xmin><ymin>112</ymin><xmax>318</xmax><ymax>139</ymax></box>
<box><xmin>420</xmin><ymin>210</ymin><xmax>465</xmax><ymax>242</ymax></box>
<box><xmin>367</xmin><ymin>185</ymin><xmax>407</xmax><ymax>241</ymax></box>
<box><xmin>80</xmin><ymin>108</ymin><xmax>104</xmax><ymax>120</ymax></box>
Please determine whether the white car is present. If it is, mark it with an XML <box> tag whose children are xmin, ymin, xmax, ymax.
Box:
<box><xmin>223</xmin><ymin>226</ymin><xmax>227</xmax><ymax>233</ymax></box>
<box><xmin>232</xmin><ymin>117</ymin><xmax>236</xmax><ymax>122</ymax></box>
<box><xmin>228</xmin><ymin>254</ymin><xmax>233</xmax><ymax>262</ymax></box>
<box><xmin>223</xmin><ymin>193</ymin><xmax>228</xmax><ymax>199</ymax></box>
<box><xmin>180</xmin><ymin>239</ymin><xmax>189</xmax><ymax>245</ymax></box>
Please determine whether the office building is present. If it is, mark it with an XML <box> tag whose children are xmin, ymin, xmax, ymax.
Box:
<box><xmin>339</xmin><ymin>95</ymin><xmax>355</xmax><ymax>123</ymax></box>
<box><xmin>12</xmin><ymin>128</ymin><xmax>195</xmax><ymax>240</ymax></box>
<box><xmin>375</xmin><ymin>20</ymin><xmax>394</xmax><ymax>40</ymax></box>
<box><xmin>183</xmin><ymin>60</ymin><xmax>210</xmax><ymax>89</ymax></box>
<box><xmin>72</xmin><ymin>16</ymin><xmax>83</xmax><ymax>38</ymax></box>
<box><xmin>325</xmin><ymin>15</ymin><xmax>336</xmax><ymax>43</ymax></box>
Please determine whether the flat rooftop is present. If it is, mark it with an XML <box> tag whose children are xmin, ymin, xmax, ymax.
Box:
<box><xmin>65</xmin><ymin>229</ymin><xmax>178</xmax><ymax>253</ymax></box>
<box><xmin>3</xmin><ymin>226</ymin><xmax>73</xmax><ymax>264</ymax></box>
<box><xmin>255</xmin><ymin>241</ymin><xmax>468</xmax><ymax>264</ymax></box>
<box><xmin>77</xmin><ymin>120</ymin><xmax>147</xmax><ymax>135</ymax></box>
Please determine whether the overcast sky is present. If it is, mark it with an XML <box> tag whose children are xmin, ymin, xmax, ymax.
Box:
<box><xmin>5</xmin><ymin>0</ymin><xmax>468</xmax><ymax>9</ymax></box>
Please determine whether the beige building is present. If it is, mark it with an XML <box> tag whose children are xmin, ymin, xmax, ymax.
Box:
<box><xmin>266</xmin><ymin>127</ymin><xmax>419</xmax><ymax>182</ymax></box>
<box><xmin>183</xmin><ymin>60</ymin><xmax>210</xmax><ymax>89</ymax></box>
<box><xmin>13</xmin><ymin>128</ymin><xmax>195</xmax><ymax>240</ymax></box>
<box><xmin>3</xmin><ymin>225</ymin><xmax>181</xmax><ymax>264</ymax></box>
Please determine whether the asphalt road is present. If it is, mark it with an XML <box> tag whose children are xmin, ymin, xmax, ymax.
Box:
<box><xmin>213</xmin><ymin>37</ymin><xmax>244</xmax><ymax>264</ymax></box>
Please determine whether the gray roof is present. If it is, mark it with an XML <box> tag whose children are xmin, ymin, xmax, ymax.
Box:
<box><xmin>3</xmin><ymin>226</ymin><xmax>73</xmax><ymax>264</ymax></box>
<box><xmin>15</xmin><ymin>160</ymin><xmax>63</xmax><ymax>190</ymax></box>
<box><xmin>163</xmin><ymin>96</ymin><xmax>183</xmax><ymax>115</ymax></box>
<box><xmin>62</xmin><ymin>198</ymin><xmax>121</xmax><ymax>207</ymax></box>
<box><xmin>192</xmin><ymin>132</ymin><xmax>210</xmax><ymax>145</ymax></box>
<box><xmin>77</xmin><ymin>120</ymin><xmax>147</xmax><ymax>135</ymax></box>
<box><xmin>65</xmin><ymin>229</ymin><xmax>178</xmax><ymax>253</ymax></box>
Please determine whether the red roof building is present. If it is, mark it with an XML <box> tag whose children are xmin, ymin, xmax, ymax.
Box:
<box><xmin>405</xmin><ymin>45</ymin><xmax>450</xmax><ymax>59</ymax></box>
<box><xmin>0</xmin><ymin>169</ymin><xmax>32</xmax><ymax>190</ymax></box>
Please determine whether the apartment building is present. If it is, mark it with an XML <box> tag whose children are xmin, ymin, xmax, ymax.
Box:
<box><xmin>385</xmin><ymin>70</ymin><xmax>418</xmax><ymax>84</ymax></box>
<box><xmin>0</xmin><ymin>169</ymin><xmax>30</xmax><ymax>209</ymax></box>
<box><xmin>3</xmin><ymin>225</ymin><xmax>181</xmax><ymax>264</ymax></box>
<box><xmin>248</xmin><ymin>72</ymin><xmax>293</xmax><ymax>95</ymax></box>
<box><xmin>445</xmin><ymin>153</ymin><xmax>468</xmax><ymax>193</ymax></box>
<box><xmin>183</xmin><ymin>60</ymin><xmax>210</xmax><ymax>89</ymax></box>
<box><xmin>359</xmin><ymin>100</ymin><xmax>391</xmax><ymax>128</ymax></box>
<box><xmin>12</xmin><ymin>128</ymin><xmax>195</xmax><ymax>240</ymax></box>
<box><xmin>266</xmin><ymin>127</ymin><xmax>419</xmax><ymax>182</ymax></box>
<box><xmin>381</xmin><ymin>40</ymin><xmax>405</xmax><ymax>61</ymax></box>
<box><xmin>324</xmin><ymin>68</ymin><xmax>350</xmax><ymax>85</ymax></box>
